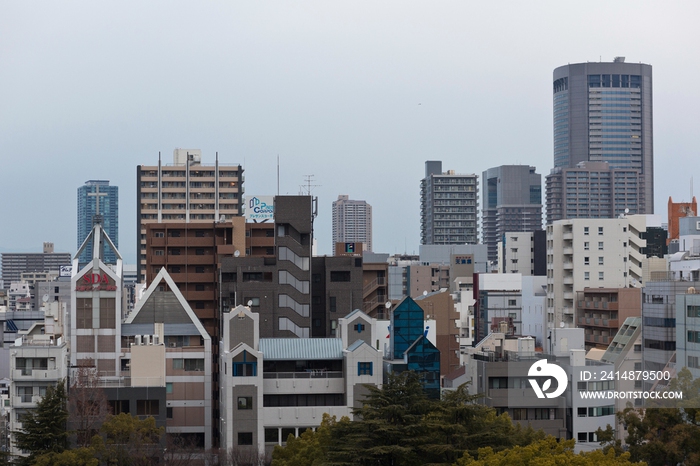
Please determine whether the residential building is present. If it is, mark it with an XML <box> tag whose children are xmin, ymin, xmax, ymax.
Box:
<box><xmin>77</xmin><ymin>180</ymin><xmax>118</xmax><ymax>264</ymax></box>
<box><xmin>219</xmin><ymin>306</ymin><xmax>382</xmax><ymax>456</ymax></box>
<box><xmin>552</xmin><ymin>58</ymin><xmax>653</xmax><ymax>214</ymax></box>
<box><xmin>361</xmin><ymin>259</ymin><xmax>389</xmax><ymax>318</ymax></box>
<box><xmin>545</xmin><ymin>162</ymin><xmax>643</xmax><ymax>224</ymax></box>
<box><xmin>136</xmin><ymin>149</ymin><xmax>244</xmax><ymax>282</ymax></box>
<box><xmin>482</xmin><ymin>165</ymin><xmax>542</xmax><ymax>262</ymax></box>
<box><xmin>420</xmin><ymin>161</ymin><xmax>478</xmax><ymax>245</ymax></box>
<box><xmin>1</xmin><ymin>243</ymin><xmax>71</xmax><ymax>285</ymax></box>
<box><xmin>499</xmin><ymin>231</ymin><xmax>547</xmax><ymax>275</ymax></box>
<box><xmin>546</xmin><ymin>217</ymin><xmax>645</xmax><ymax>327</ymax></box>
<box><xmin>8</xmin><ymin>309</ymin><xmax>69</xmax><ymax>458</ymax></box>
<box><xmin>415</xmin><ymin>289</ymin><xmax>460</xmax><ymax>377</ymax></box>
<box><xmin>332</xmin><ymin>195</ymin><xmax>372</xmax><ymax>252</ymax></box>
<box><xmin>474</xmin><ymin>273</ymin><xmax>523</xmax><ymax>343</ymax></box>
<box><xmin>144</xmin><ymin>218</ymin><xmax>246</xmax><ymax>339</ymax></box>
<box><xmin>576</xmin><ymin>288</ymin><xmax>641</xmax><ymax>350</ymax></box>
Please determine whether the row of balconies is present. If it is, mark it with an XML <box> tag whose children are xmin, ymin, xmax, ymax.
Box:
<box><xmin>577</xmin><ymin>317</ymin><xmax>619</xmax><ymax>329</ymax></box>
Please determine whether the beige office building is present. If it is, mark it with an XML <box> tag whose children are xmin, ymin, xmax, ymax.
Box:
<box><xmin>136</xmin><ymin>149</ymin><xmax>244</xmax><ymax>281</ymax></box>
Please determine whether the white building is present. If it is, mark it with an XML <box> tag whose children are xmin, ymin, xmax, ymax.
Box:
<box><xmin>546</xmin><ymin>217</ymin><xmax>646</xmax><ymax>327</ymax></box>
<box><xmin>220</xmin><ymin>307</ymin><xmax>383</xmax><ymax>457</ymax></box>
<box><xmin>332</xmin><ymin>195</ymin><xmax>372</xmax><ymax>252</ymax></box>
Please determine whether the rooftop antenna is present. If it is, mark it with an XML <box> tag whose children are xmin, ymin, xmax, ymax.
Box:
<box><xmin>299</xmin><ymin>175</ymin><xmax>320</xmax><ymax>195</ymax></box>
<box><xmin>277</xmin><ymin>155</ymin><xmax>280</xmax><ymax>196</ymax></box>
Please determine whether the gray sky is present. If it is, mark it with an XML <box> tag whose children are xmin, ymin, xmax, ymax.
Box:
<box><xmin>2</xmin><ymin>1</ymin><xmax>699</xmax><ymax>264</ymax></box>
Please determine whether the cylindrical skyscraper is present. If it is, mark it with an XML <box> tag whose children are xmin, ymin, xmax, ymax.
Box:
<box><xmin>552</xmin><ymin>58</ymin><xmax>653</xmax><ymax>214</ymax></box>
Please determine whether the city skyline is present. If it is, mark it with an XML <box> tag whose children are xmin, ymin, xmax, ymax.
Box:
<box><xmin>2</xmin><ymin>2</ymin><xmax>700</xmax><ymax>263</ymax></box>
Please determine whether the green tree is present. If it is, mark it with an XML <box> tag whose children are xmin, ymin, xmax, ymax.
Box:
<box><xmin>13</xmin><ymin>381</ymin><xmax>69</xmax><ymax>466</ymax></box>
<box><xmin>31</xmin><ymin>448</ymin><xmax>99</xmax><ymax>466</ymax></box>
<box><xmin>619</xmin><ymin>367</ymin><xmax>700</xmax><ymax>466</ymax></box>
<box><xmin>456</xmin><ymin>436</ymin><xmax>644</xmax><ymax>466</ymax></box>
<box><xmin>93</xmin><ymin>413</ymin><xmax>164</xmax><ymax>466</ymax></box>
<box><xmin>271</xmin><ymin>413</ymin><xmax>339</xmax><ymax>466</ymax></box>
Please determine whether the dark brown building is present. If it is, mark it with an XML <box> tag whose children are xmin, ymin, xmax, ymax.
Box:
<box><xmin>576</xmin><ymin>287</ymin><xmax>641</xmax><ymax>350</ymax></box>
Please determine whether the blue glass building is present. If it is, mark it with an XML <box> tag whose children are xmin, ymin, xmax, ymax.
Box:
<box><xmin>77</xmin><ymin>180</ymin><xmax>119</xmax><ymax>264</ymax></box>
<box><xmin>388</xmin><ymin>296</ymin><xmax>441</xmax><ymax>398</ymax></box>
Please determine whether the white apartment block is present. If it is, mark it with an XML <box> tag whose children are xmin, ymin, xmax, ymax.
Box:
<box><xmin>332</xmin><ymin>195</ymin><xmax>372</xmax><ymax>252</ymax></box>
<box><xmin>546</xmin><ymin>217</ymin><xmax>645</xmax><ymax>327</ymax></box>
<box><xmin>500</xmin><ymin>232</ymin><xmax>536</xmax><ymax>274</ymax></box>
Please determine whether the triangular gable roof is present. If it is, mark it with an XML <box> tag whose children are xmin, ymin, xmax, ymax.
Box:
<box><xmin>74</xmin><ymin>223</ymin><xmax>123</xmax><ymax>263</ymax></box>
<box><xmin>405</xmin><ymin>333</ymin><xmax>438</xmax><ymax>355</ymax></box>
<box><xmin>343</xmin><ymin>308</ymin><xmax>367</xmax><ymax>320</ymax></box>
<box><xmin>125</xmin><ymin>267</ymin><xmax>209</xmax><ymax>340</ymax></box>
<box><xmin>346</xmin><ymin>339</ymin><xmax>371</xmax><ymax>352</ymax></box>
<box><xmin>227</xmin><ymin>341</ymin><xmax>258</xmax><ymax>358</ymax></box>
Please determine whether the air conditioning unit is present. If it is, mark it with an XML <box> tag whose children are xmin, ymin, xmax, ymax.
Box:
<box><xmin>135</xmin><ymin>335</ymin><xmax>142</xmax><ymax>346</ymax></box>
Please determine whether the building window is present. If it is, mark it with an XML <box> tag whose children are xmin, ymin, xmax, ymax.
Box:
<box><xmin>688</xmin><ymin>305</ymin><xmax>700</xmax><ymax>318</ymax></box>
<box><xmin>154</xmin><ymin>250</ymin><xmax>164</xmax><ymax>256</ymax></box>
<box><xmin>172</xmin><ymin>359</ymin><xmax>184</xmax><ymax>370</ymax></box>
<box><xmin>584</xmin><ymin>242</ymin><xmax>589</xmax><ymax>250</ymax></box>
<box><xmin>354</xmin><ymin>323</ymin><xmax>365</xmax><ymax>333</ymax></box>
<box><xmin>508</xmin><ymin>299</ymin><xmax>516</xmax><ymax>306</ymax></box>
<box><xmin>238</xmin><ymin>432</ymin><xmax>253</xmax><ymax>446</ymax></box>
<box><xmin>584</xmin><ymin>257</ymin><xmax>590</xmax><ymax>265</ymax></box>
<box><xmin>584</xmin><ymin>227</ymin><xmax>589</xmax><ymax>235</ymax></box>
<box><xmin>577</xmin><ymin>407</ymin><xmax>587</xmax><ymax>417</ymax></box>
<box><xmin>184</xmin><ymin>359</ymin><xmax>205</xmax><ymax>371</ymax></box>
<box><xmin>330</xmin><ymin>271</ymin><xmax>351</xmax><ymax>282</ymax></box>
<box><xmin>265</xmin><ymin>429</ymin><xmax>279</xmax><ymax>444</ymax></box>
<box><xmin>689</xmin><ymin>356</ymin><xmax>700</xmax><ymax>369</ymax></box>
<box><xmin>584</xmin><ymin>272</ymin><xmax>590</xmax><ymax>280</ymax></box>
<box><xmin>166</xmin><ymin>383</ymin><xmax>173</xmax><ymax>394</ymax></box>
<box><xmin>136</xmin><ymin>400</ymin><xmax>159</xmax><ymax>416</ymax></box>
<box><xmin>330</xmin><ymin>297</ymin><xmax>337</xmax><ymax>313</ymax></box>
<box><xmin>599</xmin><ymin>272</ymin><xmax>604</xmax><ymax>280</ymax></box>
<box><xmin>598</xmin><ymin>257</ymin><xmax>604</xmax><ymax>265</ymax></box>
<box><xmin>598</xmin><ymin>242</ymin><xmax>604</xmax><ymax>250</ymax></box>
<box><xmin>154</xmin><ymin>231</ymin><xmax>165</xmax><ymax>238</ymax></box>
<box><xmin>244</xmin><ymin>297</ymin><xmax>260</xmax><ymax>307</ymax></box>
<box><xmin>166</xmin><ymin>407</ymin><xmax>173</xmax><ymax>419</ymax></box>
<box><xmin>238</xmin><ymin>396</ymin><xmax>253</xmax><ymax>410</ymax></box>
<box><xmin>358</xmin><ymin>362</ymin><xmax>373</xmax><ymax>376</ymax></box>
<box><xmin>598</xmin><ymin>227</ymin><xmax>604</xmax><ymax>235</ymax></box>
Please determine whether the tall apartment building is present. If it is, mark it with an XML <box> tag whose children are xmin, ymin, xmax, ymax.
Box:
<box><xmin>482</xmin><ymin>165</ymin><xmax>542</xmax><ymax>262</ymax></box>
<box><xmin>1</xmin><ymin>243</ymin><xmax>71</xmax><ymax>285</ymax></box>
<box><xmin>420</xmin><ymin>161</ymin><xmax>478</xmax><ymax>245</ymax></box>
<box><xmin>546</xmin><ymin>217</ymin><xmax>645</xmax><ymax>327</ymax></box>
<box><xmin>77</xmin><ymin>180</ymin><xmax>119</xmax><ymax>264</ymax></box>
<box><xmin>136</xmin><ymin>149</ymin><xmax>244</xmax><ymax>282</ymax></box>
<box><xmin>552</xmin><ymin>58</ymin><xmax>653</xmax><ymax>215</ymax></box>
<box><xmin>332</xmin><ymin>195</ymin><xmax>372</xmax><ymax>252</ymax></box>
<box><xmin>546</xmin><ymin>161</ymin><xmax>644</xmax><ymax>224</ymax></box>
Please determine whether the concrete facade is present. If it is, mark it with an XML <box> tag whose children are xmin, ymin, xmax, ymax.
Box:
<box><xmin>482</xmin><ymin>165</ymin><xmax>542</xmax><ymax>262</ymax></box>
<box><xmin>546</xmin><ymin>217</ymin><xmax>645</xmax><ymax>327</ymax></box>
<box><xmin>136</xmin><ymin>149</ymin><xmax>244</xmax><ymax>282</ymax></box>
<box><xmin>420</xmin><ymin>161</ymin><xmax>479</xmax><ymax>245</ymax></box>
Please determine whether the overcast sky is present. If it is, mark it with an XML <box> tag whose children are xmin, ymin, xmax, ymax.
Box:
<box><xmin>2</xmin><ymin>1</ymin><xmax>699</xmax><ymax>264</ymax></box>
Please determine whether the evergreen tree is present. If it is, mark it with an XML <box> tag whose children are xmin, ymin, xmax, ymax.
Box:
<box><xmin>12</xmin><ymin>380</ymin><xmax>69</xmax><ymax>466</ymax></box>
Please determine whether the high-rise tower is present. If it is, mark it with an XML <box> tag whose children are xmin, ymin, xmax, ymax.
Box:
<box><xmin>482</xmin><ymin>165</ymin><xmax>542</xmax><ymax>262</ymax></box>
<box><xmin>136</xmin><ymin>149</ymin><xmax>244</xmax><ymax>282</ymax></box>
<box><xmin>77</xmin><ymin>180</ymin><xmax>118</xmax><ymax>264</ymax></box>
<box><xmin>420</xmin><ymin>161</ymin><xmax>478</xmax><ymax>245</ymax></box>
<box><xmin>332</xmin><ymin>195</ymin><xmax>373</xmax><ymax>252</ymax></box>
<box><xmin>551</xmin><ymin>58</ymin><xmax>653</xmax><ymax>214</ymax></box>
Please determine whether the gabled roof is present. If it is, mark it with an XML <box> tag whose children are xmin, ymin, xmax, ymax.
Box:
<box><xmin>346</xmin><ymin>339</ymin><xmax>366</xmax><ymax>352</ymax></box>
<box><xmin>259</xmin><ymin>338</ymin><xmax>343</xmax><ymax>360</ymax></box>
<box><xmin>343</xmin><ymin>308</ymin><xmax>368</xmax><ymax>320</ymax></box>
<box><xmin>125</xmin><ymin>267</ymin><xmax>209</xmax><ymax>340</ymax></box>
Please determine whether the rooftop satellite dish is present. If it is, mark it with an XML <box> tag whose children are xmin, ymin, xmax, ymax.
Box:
<box><xmin>42</xmin><ymin>294</ymin><xmax>49</xmax><ymax>303</ymax></box>
<box><xmin>247</xmin><ymin>300</ymin><xmax>253</xmax><ymax>306</ymax></box>
<box><xmin>625</xmin><ymin>208</ymin><xmax>629</xmax><ymax>214</ymax></box>
<box><xmin>423</xmin><ymin>291</ymin><xmax>428</xmax><ymax>296</ymax></box>
<box><xmin>385</xmin><ymin>301</ymin><xmax>391</xmax><ymax>309</ymax></box>
<box><xmin>234</xmin><ymin>250</ymin><xmax>240</xmax><ymax>257</ymax></box>
<box><xmin>559</xmin><ymin>322</ymin><xmax>565</xmax><ymax>328</ymax></box>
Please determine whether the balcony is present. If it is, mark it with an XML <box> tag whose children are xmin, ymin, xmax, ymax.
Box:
<box><xmin>13</xmin><ymin>369</ymin><xmax>61</xmax><ymax>380</ymax></box>
<box><xmin>263</xmin><ymin>371</ymin><xmax>344</xmax><ymax>394</ymax></box>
